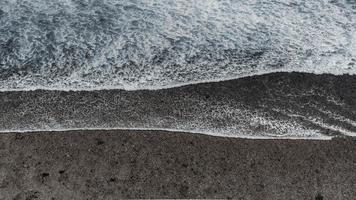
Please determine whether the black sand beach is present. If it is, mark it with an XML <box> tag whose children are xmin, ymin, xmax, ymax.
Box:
<box><xmin>1</xmin><ymin>73</ymin><xmax>356</xmax><ymax>199</ymax></box>
<box><xmin>1</xmin><ymin>130</ymin><xmax>356</xmax><ymax>199</ymax></box>
<box><xmin>1</xmin><ymin>0</ymin><xmax>356</xmax><ymax>199</ymax></box>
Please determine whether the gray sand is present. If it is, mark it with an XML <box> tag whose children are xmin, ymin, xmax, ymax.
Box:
<box><xmin>1</xmin><ymin>130</ymin><xmax>356</xmax><ymax>199</ymax></box>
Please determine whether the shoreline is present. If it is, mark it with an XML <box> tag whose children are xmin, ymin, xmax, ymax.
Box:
<box><xmin>0</xmin><ymin>128</ymin><xmax>334</xmax><ymax>140</ymax></box>
<box><xmin>1</xmin><ymin>71</ymin><xmax>356</xmax><ymax>92</ymax></box>
<box><xmin>1</xmin><ymin>129</ymin><xmax>356</xmax><ymax>199</ymax></box>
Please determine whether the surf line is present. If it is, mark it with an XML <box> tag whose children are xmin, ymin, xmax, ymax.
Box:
<box><xmin>0</xmin><ymin>70</ymin><xmax>354</xmax><ymax>92</ymax></box>
<box><xmin>0</xmin><ymin>127</ymin><xmax>333</xmax><ymax>140</ymax></box>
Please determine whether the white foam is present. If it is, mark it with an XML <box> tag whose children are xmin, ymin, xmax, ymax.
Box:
<box><xmin>0</xmin><ymin>70</ymin><xmax>351</xmax><ymax>92</ymax></box>
<box><xmin>0</xmin><ymin>0</ymin><xmax>355</xmax><ymax>91</ymax></box>
<box><xmin>0</xmin><ymin>127</ymin><xmax>332</xmax><ymax>140</ymax></box>
<box><xmin>287</xmin><ymin>113</ymin><xmax>356</xmax><ymax>136</ymax></box>
<box><xmin>0</xmin><ymin>93</ymin><xmax>332</xmax><ymax>139</ymax></box>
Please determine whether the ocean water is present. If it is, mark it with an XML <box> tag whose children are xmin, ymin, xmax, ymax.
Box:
<box><xmin>0</xmin><ymin>0</ymin><xmax>356</xmax><ymax>138</ymax></box>
<box><xmin>0</xmin><ymin>0</ymin><xmax>355</xmax><ymax>90</ymax></box>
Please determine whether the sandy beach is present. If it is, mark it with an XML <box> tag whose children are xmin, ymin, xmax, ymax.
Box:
<box><xmin>0</xmin><ymin>130</ymin><xmax>356</xmax><ymax>199</ymax></box>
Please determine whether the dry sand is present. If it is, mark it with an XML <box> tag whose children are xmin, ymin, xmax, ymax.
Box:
<box><xmin>0</xmin><ymin>130</ymin><xmax>356</xmax><ymax>199</ymax></box>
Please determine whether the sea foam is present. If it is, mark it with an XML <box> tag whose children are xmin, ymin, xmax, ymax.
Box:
<box><xmin>0</xmin><ymin>0</ymin><xmax>355</xmax><ymax>91</ymax></box>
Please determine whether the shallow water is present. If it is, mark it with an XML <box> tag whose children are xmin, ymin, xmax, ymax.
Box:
<box><xmin>1</xmin><ymin>73</ymin><xmax>355</xmax><ymax>139</ymax></box>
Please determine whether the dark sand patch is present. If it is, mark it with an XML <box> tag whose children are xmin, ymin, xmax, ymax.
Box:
<box><xmin>0</xmin><ymin>130</ymin><xmax>356</xmax><ymax>199</ymax></box>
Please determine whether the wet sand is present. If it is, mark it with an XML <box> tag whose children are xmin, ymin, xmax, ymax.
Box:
<box><xmin>1</xmin><ymin>130</ymin><xmax>356</xmax><ymax>199</ymax></box>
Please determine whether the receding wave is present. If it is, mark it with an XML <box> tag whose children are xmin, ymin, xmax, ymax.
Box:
<box><xmin>1</xmin><ymin>72</ymin><xmax>355</xmax><ymax>139</ymax></box>
<box><xmin>0</xmin><ymin>0</ymin><xmax>355</xmax><ymax>91</ymax></box>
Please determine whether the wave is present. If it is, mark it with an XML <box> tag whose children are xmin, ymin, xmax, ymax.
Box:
<box><xmin>0</xmin><ymin>69</ymin><xmax>353</xmax><ymax>92</ymax></box>
<box><xmin>1</xmin><ymin>72</ymin><xmax>355</xmax><ymax>139</ymax></box>
<box><xmin>0</xmin><ymin>0</ymin><xmax>355</xmax><ymax>90</ymax></box>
